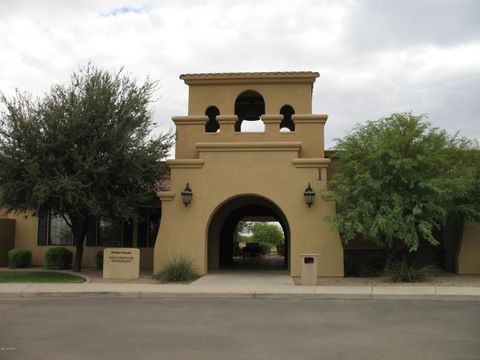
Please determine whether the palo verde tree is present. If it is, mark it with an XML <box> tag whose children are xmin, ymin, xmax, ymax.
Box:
<box><xmin>328</xmin><ymin>113</ymin><xmax>480</xmax><ymax>271</ymax></box>
<box><xmin>0</xmin><ymin>64</ymin><xmax>174</xmax><ymax>272</ymax></box>
<box><xmin>235</xmin><ymin>221</ymin><xmax>285</xmax><ymax>246</ymax></box>
<box><xmin>250</xmin><ymin>222</ymin><xmax>284</xmax><ymax>246</ymax></box>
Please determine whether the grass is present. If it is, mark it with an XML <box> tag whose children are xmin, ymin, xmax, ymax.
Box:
<box><xmin>0</xmin><ymin>271</ymin><xmax>85</xmax><ymax>283</ymax></box>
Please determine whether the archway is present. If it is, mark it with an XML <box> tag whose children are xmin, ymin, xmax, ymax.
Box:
<box><xmin>280</xmin><ymin>104</ymin><xmax>295</xmax><ymax>132</ymax></box>
<box><xmin>234</xmin><ymin>90</ymin><xmax>265</xmax><ymax>132</ymax></box>
<box><xmin>205</xmin><ymin>106</ymin><xmax>220</xmax><ymax>133</ymax></box>
<box><xmin>207</xmin><ymin>195</ymin><xmax>290</xmax><ymax>271</ymax></box>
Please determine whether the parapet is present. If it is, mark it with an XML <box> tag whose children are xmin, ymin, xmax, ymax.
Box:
<box><xmin>173</xmin><ymin>72</ymin><xmax>327</xmax><ymax>159</ymax></box>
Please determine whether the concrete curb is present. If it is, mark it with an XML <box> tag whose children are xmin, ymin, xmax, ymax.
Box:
<box><xmin>1</xmin><ymin>284</ymin><xmax>480</xmax><ymax>301</ymax></box>
<box><xmin>59</xmin><ymin>270</ymin><xmax>92</xmax><ymax>283</ymax></box>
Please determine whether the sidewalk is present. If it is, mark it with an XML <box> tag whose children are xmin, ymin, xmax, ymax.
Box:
<box><xmin>1</xmin><ymin>276</ymin><xmax>480</xmax><ymax>300</ymax></box>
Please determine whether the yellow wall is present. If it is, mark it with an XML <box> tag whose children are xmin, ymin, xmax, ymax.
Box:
<box><xmin>1</xmin><ymin>212</ymin><xmax>154</xmax><ymax>270</ymax></box>
<box><xmin>155</xmin><ymin>72</ymin><xmax>344</xmax><ymax>277</ymax></box>
<box><xmin>155</xmin><ymin>150</ymin><xmax>343</xmax><ymax>277</ymax></box>
<box><xmin>188</xmin><ymin>83</ymin><xmax>313</xmax><ymax>116</ymax></box>
<box><xmin>182</xmin><ymin>72</ymin><xmax>317</xmax><ymax>116</ymax></box>
<box><xmin>457</xmin><ymin>221</ymin><xmax>480</xmax><ymax>274</ymax></box>
<box><xmin>174</xmin><ymin>114</ymin><xmax>326</xmax><ymax>160</ymax></box>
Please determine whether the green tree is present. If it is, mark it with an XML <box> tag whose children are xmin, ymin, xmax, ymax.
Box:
<box><xmin>236</xmin><ymin>221</ymin><xmax>253</xmax><ymax>237</ymax></box>
<box><xmin>0</xmin><ymin>64</ymin><xmax>173</xmax><ymax>272</ymax></box>
<box><xmin>250</xmin><ymin>222</ymin><xmax>284</xmax><ymax>246</ymax></box>
<box><xmin>234</xmin><ymin>220</ymin><xmax>253</xmax><ymax>244</ymax></box>
<box><xmin>448</xmin><ymin>147</ymin><xmax>480</xmax><ymax>222</ymax></box>
<box><xmin>327</xmin><ymin>113</ymin><xmax>480</xmax><ymax>271</ymax></box>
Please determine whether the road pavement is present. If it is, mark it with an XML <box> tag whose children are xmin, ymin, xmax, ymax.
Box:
<box><xmin>1</xmin><ymin>297</ymin><xmax>479</xmax><ymax>360</ymax></box>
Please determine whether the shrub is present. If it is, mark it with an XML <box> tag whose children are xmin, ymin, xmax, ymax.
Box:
<box><xmin>388</xmin><ymin>261</ymin><xmax>439</xmax><ymax>283</ymax></box>
<box><xmin>95</xmin><ymin>250</ymin><xmax>104</xmax><ymax>270</ymax></box>
<box><xmin>153</xmin><ymin>256</ymin><xmax>199</xmax><ymax>283</ymax></box>
<box><xmin>44</xmin><ymin>247</ymin><xmax>73</xmax><ymax>270</ymax></box>
<box><xmin>8</xmin><ymin>249</ymin><xmax>32</xmax><ymax>268</ymax></box>
<box><xmin>344</xmin><ymin>252</ymin><xmax>384</xmax><ymax>277</ymax></box>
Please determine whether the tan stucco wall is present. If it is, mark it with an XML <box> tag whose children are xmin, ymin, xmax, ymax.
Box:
<box><xmin>187</xmin><ymin>82</ymin><xmax>313</xmax><ymax>116</ymax></box>
<box><xmin>1</xmin><ymin>212</ymin><xmax>154</xmax><ymax>270</ymax></box>
<box><xmin>154</xmin><ymin>145</ymin><xmax>343</xmax><ymax>277</ymax></box>
<box><xmin>457</xmin><ymin>220</ymin><xmax>480</xmax><ymax>274</ymax></box>
<box><xmin>174</xmin><ymin>115</ymin><xmax>326</xmax><ymax>160</ymax></box>
<box><xmin>155</xmin><ymin>72</ymin><xmax>343</xmax><ymax>277</ymax></box>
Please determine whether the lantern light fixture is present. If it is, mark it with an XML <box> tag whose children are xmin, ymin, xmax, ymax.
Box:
<box><xmin>181</xmin><ymin>183</ymin><xmax>193</xmax><ymax>207</ymax></box>
<box><xmin>304</xmin><ymin>183</ymin><xmax>315</xmax><ymax>207</ymax></box>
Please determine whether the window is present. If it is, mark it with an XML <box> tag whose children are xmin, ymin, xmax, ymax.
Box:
<box><xmin>49</xmin><ymin>214</ymin><xmax>73</xmax><ymax>246</ymax></box>
<box><xmin>98</xmin><ymin>219</ymin><xmax>123</xmax><ymax>247</ymax></box>
<box><xmin>85</xmin><ymin>218</ymin><xmax>133</xmax><ymax>248</ymax></box>
<box><xmin>138</xmin><ymin>208</ymin><xmax>161</xmax><ymax>247</ymax></box>
<box><xmin>148</xmin><ymin>210</ymin><xmax>161</xmax><ymax>247</ymax></box>
<box><xmin>36</xmin><ymin>213</ymin><xmax>73</xmax><ymax>246</ymax></box>
<box><xmin>38</xmin><ymin>214</ymin><xmax>134</xmax><ymax>248</ymax></box>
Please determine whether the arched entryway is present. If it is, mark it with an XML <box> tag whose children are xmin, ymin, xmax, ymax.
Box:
<box><xmin>234</xmin><ymin>90</ymin><xmax>265</xmax><ymax>132</ymax></box>
<box><xmin>207</xmin><ymin>195</ymin><xmax>290</xmax><ymax>271</ymax></box>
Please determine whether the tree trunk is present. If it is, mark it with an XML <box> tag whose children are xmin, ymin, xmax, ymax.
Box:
<box><xmin>71</xmin><ymin>218</ymin><xmax>88</xmax><ymax>272</ymax></box>
<box><xmin>73</xmin><ymin>237</ymin><xmax>84</xmax><ymax>272</ymax></box>
<box><xmin>383</xmin><ymin>248</ymin><xmax>398</xmax><ymax>273</ymax></box>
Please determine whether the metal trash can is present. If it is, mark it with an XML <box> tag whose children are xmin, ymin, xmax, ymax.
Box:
<box><xmin>300</xmin><ymin>253</ymin><xmax>318</xmax><ymax>286</ymax></box>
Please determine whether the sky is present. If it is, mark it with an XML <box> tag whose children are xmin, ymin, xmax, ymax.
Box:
<box><xmin>1</xmin><ymin>0</ymin><xmax>479</xmax><ymax>149</ymax></box>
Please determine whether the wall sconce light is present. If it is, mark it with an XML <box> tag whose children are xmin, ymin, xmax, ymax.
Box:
<box><xmin>304</xmin><ymin>183</ymin><xmax>315</xmax><ymax>207</ymax></box>
<box><xmin>181</xmin><ymin>183</ymin><xmax>193</xmax><ymax>207</ymax></box>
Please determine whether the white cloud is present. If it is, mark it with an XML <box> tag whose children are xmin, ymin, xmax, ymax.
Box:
<box><xmin>1</xmin><ymin>0</ymin><xmax>479</xmax><ymax>149</ymax></box>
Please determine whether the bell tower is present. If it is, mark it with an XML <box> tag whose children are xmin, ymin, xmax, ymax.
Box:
<box><xmin>154</xmin><ymin>72</ymin><xmax>344</xmax><ymax>278</ymax></box>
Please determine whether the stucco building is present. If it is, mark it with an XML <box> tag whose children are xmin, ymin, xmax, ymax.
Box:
<box><xmin>154</xmin><ymin>71</ymin><xmax>343</xmax><ymax>277</ymax></box>
<box><xmin>1</xmin><ymin>71</ymin><xmax>479</xmax><ymax>277</ymax></box>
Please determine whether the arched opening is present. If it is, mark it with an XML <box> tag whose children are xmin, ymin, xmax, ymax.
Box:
<box><xmin>234</xmin><ymin>90</ymin><xmax>265</xmax><ymax>132</ymax></box>
<box><xmin>280</xmin><ymin>105</ymin><xmax>295</xmax><ymax>132</ymax></box>
<box><xmin>205</xmin><ymin>106</ymin><xmax>220</xmax><ymax>133</ymax></box>
<box><xmin>208</xmin><ymin>195</ymin><xmax>289</xmax><ymax>271</ymax></box>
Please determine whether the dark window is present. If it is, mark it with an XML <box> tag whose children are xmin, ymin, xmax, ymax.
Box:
<box><xmin>138</xmin><ymin>208</ymin><xmax>161</xmax><ymax>248</ymax></box>
<box><xmin>37</xmin><ymin>213</ymin><xmax>73</xmax><ymax>246</ymax></box>
<box><xmin>86</xmin><ymin>218</ymin><xmax>132</xmax><ymax>247</ymax></box>
<box><xmin>98</xmin><ymin>219</ymin><xmax>123</xmax><ymax>247</ymax></box>
<box><xmin>280</xmin><ymin>105</ymin><xmax>295</xmax><ymax>132</ymax></box>
<box><xmin>37</xmin><ymin>213</ymin><xmax>48</xmax><ymax>246</ymax></box>
<box><xmin>86</xmin><ymin>216</ymin><xmax>97</xmax><ymax>247</ymax></box>
<box><xmin>149</xmin><ymin>209</ymin><xmax>161</xmax><ymax>247</ymax></box>
<box><xmin>38</xmin><ymin>214</ymin><xmax>133</xmax><ymax>248</ymax></box>
<box><xmin>205</xmin><ymin>106</ymin><xmax>220</xmax><ymax>133</ymax></box>
<box><xmin>138</xmin><ymin>218</ymin><xmax>148</xmax><ymax>248</ymax></box>
<box><xmin>49</xmin><ymin>215</ymin><xmax>73</xmax><ymax>246</ymax></box>
<box><xmin>123</xmin><ymin>222</ymin><xmax>133</xmax><ymax>248</ymax></box>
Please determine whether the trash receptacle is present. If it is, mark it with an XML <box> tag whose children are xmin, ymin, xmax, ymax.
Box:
<box><xmin>300</xmin><ymin>253</ymin><xmax>318</xmax><ymax>286</ymax></box>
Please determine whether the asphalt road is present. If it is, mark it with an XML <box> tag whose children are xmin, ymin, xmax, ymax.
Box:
<box><xmin>0</xmin><ymin>297</ymin><xmax>479</xmax><ymax>360</ymax></box>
